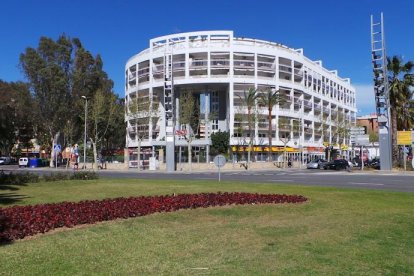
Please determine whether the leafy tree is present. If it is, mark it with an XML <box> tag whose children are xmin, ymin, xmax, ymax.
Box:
<box><xmin>20</xmin><ymin>35</ymin><xmax>121</xmax><ymax>167</ymax></box>
<box><xmin>258</xmin><ymin>88</ymin><xmax>285</xmax><ymax>161</ymax></box>
<box><xmin>0</xmin><ymin>80</ymin><xmax>35</xmax><ymax>156</ymax></box>
<box><xmin>126</xmin><ymin>91</ymin><xmax>155</xmax><ymax>171</ymax></box>
<box><xmin>179</xmin><ymin>90</ymin><xmax>197</xmax><ymax>171</ymax></box>
<box><xmin>238</xmin><ymin>88</ymin><xmax>258</xmax><ymax>167</ymax></box>
<box><xmin>210</xmin><ymin>131</ymin><xmax>230</xmax><ymax>156</ymax></box>
<box><xmin>20</xmin><ymin>35</ymin><xmax>73</xmax><ymax>166</ymax></box>
<box><xmin>278</xmin><ymin>117</ymin><xmax>291</xmax><ymax>168</ymax></box>
<box><xmin>387</xmin><ymin>56</ymin><xmax>414</xmax><ymax>165</ymax></box>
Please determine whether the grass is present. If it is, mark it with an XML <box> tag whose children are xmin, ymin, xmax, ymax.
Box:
<box><xmin>1</xmin><ymin>178</ymin><xmax>414</xmax><ymax>275</ymax></box>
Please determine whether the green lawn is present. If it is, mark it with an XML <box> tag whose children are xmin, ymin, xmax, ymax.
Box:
<box><xmin>1</xmin><ymin>178</ymin><xmax>414</xmax><ymax>275</ymax></box>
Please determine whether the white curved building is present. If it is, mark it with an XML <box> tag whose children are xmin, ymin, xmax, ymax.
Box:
<box><xmin>125</xmin><ymin>31</ymin><xmax>356</xmax><ymax>163</ymax></box>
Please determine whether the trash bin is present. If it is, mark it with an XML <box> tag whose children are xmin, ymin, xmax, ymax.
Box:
<box><xmin>29</xmin><ymin>158</ymin><xmax>38</xmax><ymax>168</ymax></box>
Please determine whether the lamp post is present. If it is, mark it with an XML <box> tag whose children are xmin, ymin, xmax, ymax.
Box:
<box><xmin>81</xmin><ymin>96</ymin><xmax>88</xmax><ymax>169</ymax></box>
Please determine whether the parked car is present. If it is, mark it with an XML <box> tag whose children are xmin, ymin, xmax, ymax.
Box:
<box><xmin>0</xmin><ymin>157</ymin><xmax>11</xmax><ymax>165</ymax></box>
<box><xmin>306</xmin><ymin>159</ymin><xmax>327</xmax><ymax>169</ymax></box>
<box><xmin>18</xmin><ymin>157</ymin><xmax>29</xmax><ymax>168</ymax></box>
<box><xmin>323</xmin><ymin>159</ymin><xmax>351</xmax><ymax>171</ymax></box>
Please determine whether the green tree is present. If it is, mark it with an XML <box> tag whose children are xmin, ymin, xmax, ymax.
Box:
<box><xmin>20</xmin><ymin>35</ymin><xmax>121</xmax><ymax>167</ymax></box>
<box><xmin>126</xmin><ymin>91</ymin><xmax>153</xmax><ymax>171</ymax></box>
<box><xmin>179</xmin><ymin>90</ymin><xmax>197</xmax><ymax>171</ymax></box>
<box><xmin>0</xmin><ymin>80</ymin><xmax>35</xmax><ymax>156</ymax></box>
<box><xmin>387</xmin><ymin>56</ymin><xmax>414</xmax><ymax>165</ymax></box>
<box><xmin>210</xmin><ymin>131</ymin><xmax>230</xmax><ymax>156</ymax></box>
<box><xmin>20</xmin><ymin>35</ymin><xmax>73</xmax><ymax>166</ymax></box>
<box><xmin>239</xmin><ymin>88</ymin><xmax>258</xmax><ymax>167</ymax></box>
<box><xmin>258</xmin><ymin>88</ymin><xmax>284</xmax><ymax>161</ymax></box>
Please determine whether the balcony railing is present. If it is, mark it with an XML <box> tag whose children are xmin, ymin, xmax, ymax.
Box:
<box><xmin>138</xmin><ymin>67</ymin><xmax>149</xmax><ymax>77</ymax></box>
<box><xmin>211</xmin><ymin>59</ymin><xmax>230</xmax><ymax>68</ymax></box>
<box><xmin>257</xmin><ymin>61</ymin><xmax>275</xmax><ymax>71</ymax></box>
<box><xmin>190</xmin><ymin>60</ymin><xmax>208</xmax><ymax>68</ymax></box>
<box><xmin>279</xmin><ymin>64</ymin><xmax>292</xmax><ymax>73</ymax></box>
<box><xmin>303</xmin><ymin>100</ymin><xmax>313</xmax><ymax>109</ymax></box>
<box><xmin>294</xmin><ymin>68</ymin><xmax>303</xmax><ymax>77</ymax></box>
<box><xmin>234</xmin><ymin>59</ymin><xmax>255</xmax><ymax>69</ymax></box>
<box><xmin>278</xmin><ymin>124</ymin><xmax>291</xmax><ymax>132</ymax></box>
<box><xmin>128</xmin><ymin>72</ymin><xmax>136</xmax><ymax>81</ymax></box>
<box><xmin>304</xmin><ymin>127</ymin><xmax>313</xmax><ymax>134</ymax></box>
<box><xmin>173</xmin><ymin>61</ymin><xmax>186</xmax><ymax>70</ymax></box>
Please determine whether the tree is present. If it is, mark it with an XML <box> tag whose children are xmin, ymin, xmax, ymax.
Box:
<box><xmin>0</xmin><ymin>80</ymin><xmax>35</xmax><ymax>156</ymax></box>
<box><xmin>210</xmin><ymin>131</ymin><xmax>230</xmax><ymax>156</ymax></box>
<box><xmin>20</xmin><ymin>35</ymin><xmax>74</xmax><ymax>166</ymax></box>
<box><xmin>258</xmin><ymin>88</ymin><xmax>284</xmax><ymax>161</ymax></box>
<box><xmin>278</xmin><ymin>117</ymin><xmax>291</xmax><ymax>168</ymax></box>
<box><xmin>89</xmin><ymin>89</ymin><xmax>120</xmax><ymax>170</ymax></box>
<box><xmin>387</xmin><ymin>56</ymin><xmax>414</xmax><ymax>165</ymax></box>
<box><xmin>126</xmin><ymin>92</ymin><xmax>153</xmax><ymax>171</ymax></box>
<box><xmin>20</xmin><ymin>35</ymin><xmax>121</xmax><ymax>167</ymax></box>
<box><xmin>238</xmin><ymin>88</ymin><xmax>258</xmax><ymax>167</ymax></box>
<box><xmin>179</xmin><ymin>90</ymin><xmax>197</xmax><ymax>171</ymax></box>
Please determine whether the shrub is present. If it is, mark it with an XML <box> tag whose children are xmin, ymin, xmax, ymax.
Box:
<box><xmin>0</xmin><ymin>192</ymin><xmax>307</xmax><ymax>242</ymax></box>
<box><xmin>0</xmin><ymin>171</ymin><xmax>40</xmax><ymax>185</ymax></box>
<box><xmin>43</xmin><ymin>172</ymin><xmax>70</xmax><ymax>182</ymax></box>
<box><xmin>70</xmin><ymin>171</ymin><xmax>99</xmax><ymax>180</ymax></box>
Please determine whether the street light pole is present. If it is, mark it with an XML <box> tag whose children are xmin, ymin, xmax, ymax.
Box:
<box><xmin>82</xmin><ymin>96</ymin><xmax>88</xmax><ymax>170</ymax></box>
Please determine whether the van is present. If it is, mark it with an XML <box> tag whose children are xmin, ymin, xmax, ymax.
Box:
<box><xmin>18</xmin><ymin>157</ymin><xmax>29</xmax><ymax>168</ymax></box>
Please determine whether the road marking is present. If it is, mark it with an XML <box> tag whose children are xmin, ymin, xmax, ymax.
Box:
<box><xmin>267</xmin><ymin>179</ymin><xmax>294</xmax><ymax>182</ymax></box>
<box><xmin>348</xmin><ymin>182</ymin><xmax>384</xmax><ymax>186</ymax></box>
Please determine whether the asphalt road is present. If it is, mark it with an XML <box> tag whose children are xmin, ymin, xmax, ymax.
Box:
<box><xmin>2</xmin><ymin>165</ymin><xmax>414</xmax><ymax>193</ymax></box>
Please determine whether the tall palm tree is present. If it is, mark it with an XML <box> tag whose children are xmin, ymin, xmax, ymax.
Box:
<box><xmin>239</xmin><ymin>88</ymin><xmax>257</xmax><ymax>166</ymax></box>
<box><xmin>387</xmin><ymin>56</ymin><xmax>414</xmax><ymax>165</ymax></box>
<box><xmin>258</xmin><ymin>88</ymin><xmax>284</xmax><ymax>161</ymax></box>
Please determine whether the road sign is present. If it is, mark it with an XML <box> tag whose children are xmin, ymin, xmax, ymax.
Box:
<box><xmin>53</xmin><ymin>144</ymin><xmax>61</xmax><ymax>152</ymax></box>
<box><xmin>213</xmin><ymin>155</ymin><xmax>226</xmax><ymax>182</ymax></box>
<box><xmin>397</xmin><ymin>131</ymin><xmax>412</xmax><ymax>145</ymax></box>
<box><xmin>350</xmin><ymin>127</ymin><xmax>366</xmax><ymax>136</ymax></box>
<box><xmin>213</xmin><ymin>155</ymin><xmax>226</xmax><ymax>168</ymax></box>
<box><xmin>355</xmin><ymin>135</ymin><xmax>370</xmax><ymax>146</ymax></box>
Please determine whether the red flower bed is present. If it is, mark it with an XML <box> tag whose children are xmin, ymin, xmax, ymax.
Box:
<box><xmin>0</xmin><ymin>192</ymin><xmax>307</xmax><ymax>242</ymax></box>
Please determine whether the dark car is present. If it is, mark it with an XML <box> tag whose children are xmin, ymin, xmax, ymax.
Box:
<box><xmin>323</xmin><ymin>159</ymin><xmax>350</xmax><ymax>171</ymax></box>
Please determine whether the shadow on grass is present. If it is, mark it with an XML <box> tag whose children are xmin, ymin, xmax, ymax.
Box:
<box><xmin>0</xmin><ymin>192</ymin><xmax>29</xmax><ymax>205</ymax></box>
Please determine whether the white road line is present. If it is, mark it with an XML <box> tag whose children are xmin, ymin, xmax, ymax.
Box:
<box><xmin>267</xmin><ymin>179</ymin><xmax>294</xmax><ymax>182</ymax></box>
<box><xmin>348</xmin><ymin>182</ymin><xmax>384</xmax><ymax>186</ymax></box>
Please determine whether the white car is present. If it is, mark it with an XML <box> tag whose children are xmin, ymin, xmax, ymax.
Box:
<box><xmin>18</xmin><ymin>157</ymin><xmax>29</xmax><ymax>168</ymax></box>
<box><xmin>306</xmin><ymin>159</ymin><xmax>327</xmax><ymax>169</ymax></box>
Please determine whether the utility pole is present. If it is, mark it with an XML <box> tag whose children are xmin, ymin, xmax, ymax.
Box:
<box><xmin>371</xmin><ymin>13</ymin><xmax>392</xmax><ymax>170</ymax></box>
<box><xmin>81</xmin><ymin>96</ymin><xmax>88</xmax><ymax>170</ymax></box>
<box><xmin>164</xmin><ymin>40</ymin><xmax>175</xmax><ymax>172</ymax></box>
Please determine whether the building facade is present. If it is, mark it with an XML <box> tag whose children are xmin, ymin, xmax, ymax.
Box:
<box><xmin>357</xmin><ymin>114</ymin><xmax>378</xmax><ymax>134</ymax></box>
<box><xmin>125</xmin><ymin>31</ymin><xmax>357</xmax><ymax>164</ymax></box>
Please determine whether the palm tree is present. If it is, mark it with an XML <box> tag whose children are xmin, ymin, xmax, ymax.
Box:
<box><xmin>239</xmin><ymin>88</ymin><xmax>257</xmax><ymax>167</ymax></box>
<box><xmin>387</xmin><ymin>56</ymin><xmax>414</xmax><ymax>165</ymax></box>
<box><xmin>258</xmin><ymin>88</ymin><xmax>284</xmax><ymax>161</ymax></box>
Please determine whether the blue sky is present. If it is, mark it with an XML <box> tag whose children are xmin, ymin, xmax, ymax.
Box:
<box><xmin>1</xmin><ymin>0</ymin><xmax>413</xmax><ymax>115</ymax></box>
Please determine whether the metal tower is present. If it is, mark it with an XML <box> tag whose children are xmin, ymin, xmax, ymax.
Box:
<box><xmin>370</xmin><ymin>13</ymin><xmax>392</xmax><ymax>170</ymax></box>
<box><xmin>164</xmin><ymin>43</ymin><xmax>175</xmax><ymax>172</ymax></box>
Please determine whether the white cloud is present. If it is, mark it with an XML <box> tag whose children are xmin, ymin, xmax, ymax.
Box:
<box><xmin>354</xmin><ymin>84</ymin><xmax>376</xmax><ymax>115</ymax></box>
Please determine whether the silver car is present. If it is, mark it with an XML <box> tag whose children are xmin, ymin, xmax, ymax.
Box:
<box><xmin>306</xmin><ymin>159</ymin><xmax>327</xmax><ymax>169</ymax></box>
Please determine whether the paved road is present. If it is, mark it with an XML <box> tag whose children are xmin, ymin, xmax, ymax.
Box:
<box><xmin>2</xmin><ymin>165</ymin><xmax>414</xmax><ymax>193</ymax></box>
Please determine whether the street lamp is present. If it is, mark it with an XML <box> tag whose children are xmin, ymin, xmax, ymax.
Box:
<box><xmin>81</xmin><ymin>96</ymin><xmax>88</xmax><ymax>169</ymax></box>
